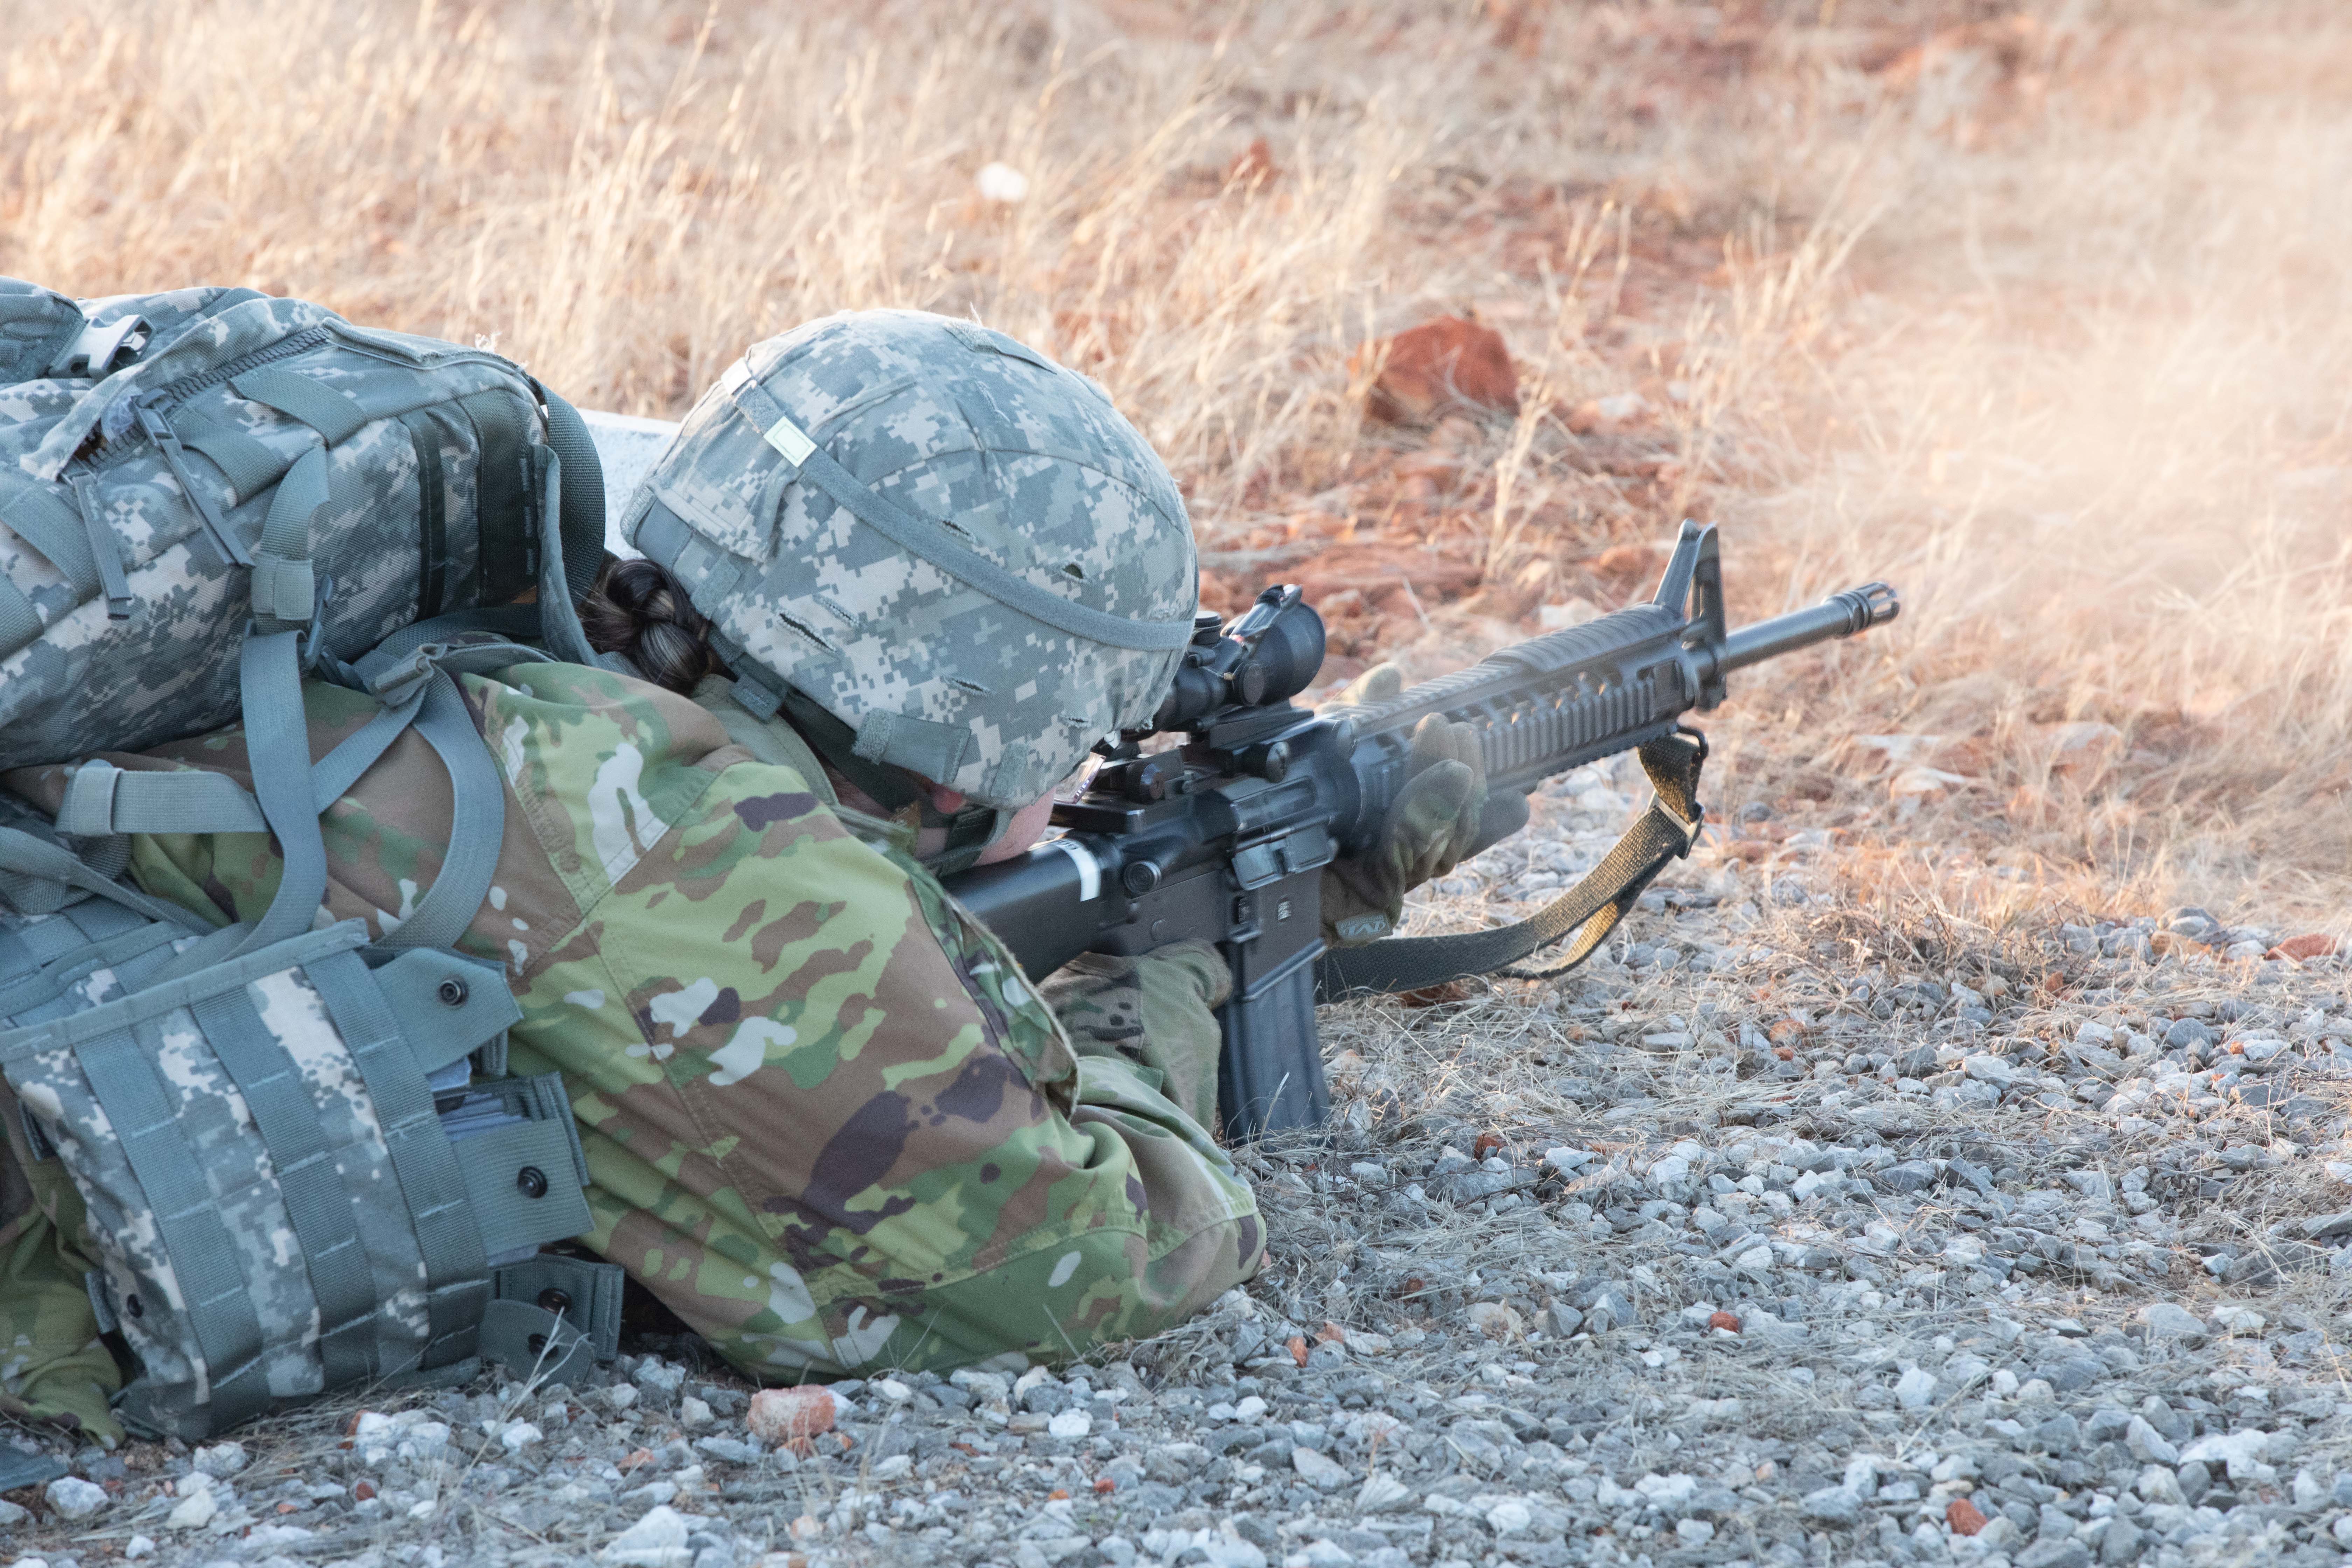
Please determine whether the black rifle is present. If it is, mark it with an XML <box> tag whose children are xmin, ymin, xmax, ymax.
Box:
<box><xmin>945</xmin><ymin>522</ymin><xmax>1897</xmax><ymax>1139</ymax></box>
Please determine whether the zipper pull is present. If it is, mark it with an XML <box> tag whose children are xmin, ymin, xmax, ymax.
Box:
<box><xmin>65</xmin><ymin>470</ymin><xmax>135</xmax><ymax>621</ymax></box>
<box><xmin>134</xmin><ymin>397</ymin><xmax>251</xmax><ymax>569</ymax></box>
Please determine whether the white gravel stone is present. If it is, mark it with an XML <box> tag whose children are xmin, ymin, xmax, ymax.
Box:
<box><xmin>43</xmin><ymin>1476</ymin><xmax>105</xmax><ymax>1520</ymax></box>
<box><xmin>1292</xmin><ymin>1446</ymin><xmax>1349</xmax><ymax>1489</ymax></box>
<box><xmin>192</xmin><ymin>1441</ymin><xmax>248</xmax><ymax>1476</ymax></box>
<box><xmin>602</xmin><ymin>1504</ymin><xmax>693</xmax><ymax>1567</ymax></box>
<box><xmin>1048</xmin><ymin>1409</ymin><xmax>1092</xmax><ymax>1439</ymax></box>
<box><xmin>2127</xmin><ymin>1415</ymin><xmax>2180</xmax><ymax>1464</ymax></box>
<box><xmin>1895</xmin><ymin>1366</ymin><xmax>1938</xmax><ymax>1409</ymax></box>
<box><xmin>166</xmin><ymin>1486</ymin><xmax>219</xmax><ymax>1531</ymax></box>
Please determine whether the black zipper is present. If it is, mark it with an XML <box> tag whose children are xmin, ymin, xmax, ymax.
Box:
<box><xmin>144</xmin><ymin>323</ymin><xmax>335</xmax><ymax>412</ymax></box>
<box><xmin>75</xmin><ymin>325</ymin><xmax>337</xmax><ymax>467</ymax></box>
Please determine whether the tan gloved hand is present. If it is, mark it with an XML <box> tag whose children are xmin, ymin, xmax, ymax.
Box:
<box><xmin>1318</xmin><ymin>664</ymin><xmax>1488</xmax><ymax>947</ymax></box>
<box><xmin>1040</xmin><ymin>938</ymin><xmax>1232</xmax><ymax>1131</ymax></box>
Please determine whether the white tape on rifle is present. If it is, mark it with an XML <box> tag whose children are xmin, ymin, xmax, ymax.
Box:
<box><xmin>1050</xmin><ymin>837</ymin><xmax>1102</xmax><ymax>902</ymax></box>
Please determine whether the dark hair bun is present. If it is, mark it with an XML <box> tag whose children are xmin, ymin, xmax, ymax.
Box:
<box><xmin>579</xmin><ymin>557</ymin><xmax>718</xmax><ymax>694</ymax></box>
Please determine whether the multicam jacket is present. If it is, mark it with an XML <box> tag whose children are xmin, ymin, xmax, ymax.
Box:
<box><xmin>3</xmin><ymin>659</ymin><xmax>1261</xmax><ymax>1397</ymax></box>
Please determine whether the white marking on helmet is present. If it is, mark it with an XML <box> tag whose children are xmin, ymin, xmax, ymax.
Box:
<box><xmin>761</xmin><ymin>412</ymin><xmax>817</xmax><ymax>467</ymax></box>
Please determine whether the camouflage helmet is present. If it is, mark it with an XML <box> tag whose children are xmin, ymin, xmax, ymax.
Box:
<box><xmin>622</xmin><ymin>310</ymin><xmax>1197</xmax><ymax>816</ymax></box>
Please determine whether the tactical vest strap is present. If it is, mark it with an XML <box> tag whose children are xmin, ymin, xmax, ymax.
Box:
<box><xmin>491</xmin><ymin>1253</ymin><xmax>627</xmax><ymax>1364</ymax></box>
<box><xmin>190</xmin><ymin>985</ymin><xmax>380</xmax><ymax>1390</ymax></box>
<box><xmin>303</xmin><ymin>945</ymin><xmax>490</xmax><ymax>1369</ymax></box>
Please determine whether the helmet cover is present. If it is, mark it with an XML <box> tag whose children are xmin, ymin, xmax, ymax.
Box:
<box><xmin>624</xmin><ymin>309</ymin><xmax>1197</xmax><ymax>808</ymax></box>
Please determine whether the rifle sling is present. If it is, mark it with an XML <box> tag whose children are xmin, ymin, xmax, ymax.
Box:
<box><xmin>1313</xmin><ymin>729</ymin><xmax>1706</xmax><ymax>1000</ymax></box>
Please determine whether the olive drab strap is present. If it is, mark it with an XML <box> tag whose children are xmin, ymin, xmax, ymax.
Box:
<box><xmin>1314</xmin><ymin>728</ymin><xmax>1708</xmax><ymax>1000</ymax></box>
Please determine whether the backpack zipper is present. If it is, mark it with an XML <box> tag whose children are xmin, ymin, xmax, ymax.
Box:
<box><xmin>144</xmin><ymin>323</ymin><xmax>336</xmax><ymax>413</ymax></box>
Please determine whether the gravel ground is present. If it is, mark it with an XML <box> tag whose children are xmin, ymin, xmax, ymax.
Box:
<box><xmin>5</xmin><ymin>764</ymin><xmax>2350</xmax><ymax>1568</ymax></box>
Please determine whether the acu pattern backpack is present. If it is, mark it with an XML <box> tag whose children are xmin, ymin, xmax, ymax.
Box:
<box><xmin>0</xmin><ymin>276</ymin><xmax>630</xmax><ymax>1437</ymax></box>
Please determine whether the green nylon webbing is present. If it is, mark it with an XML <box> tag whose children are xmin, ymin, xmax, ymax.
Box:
<box><xmin>134</xmin><ymin>404</ymin><xmax>252</xmax><ymax>570</ymax></box>
<box><xmin>188</xmin><ymin>987</ymin><xmax>378</xmax><ymax>1390</ymax></box>
<box><xmin>251</xmin><ymin>445</ymin><xmax>327</xmax><ymax>627</ymax></box>
<box><xmin>530</xmin><ymin>381</ymin><xmax>609</xmax><ymax>608</ymax></box>
<box><xmin>453</xmin><ymin>1116</ymin><xmax>592</xmax><ymax>1259</ymax></box>
<box><xmin>172</xmin><ymin>415</ymin><xmax>287</xmax><ymax>504</ymax></box>
<box><xmin>1313</xmin><ymin>731</ymin><xmax>1708</xmax><ymax>1000</ymax></box>
<box><xmin>57</xmin><ymin>673</ymin><xmax>430</xmax><ymax>840</ymax></box>
<box><xmin>226</xmin><ymin>632</ymin><xmax>332</xmax><ymax>955</ymax></box>
<box><xmin>231</xmin><ymin>367</ymin><xmax>372</xmax><ymax>446</ymax></box>
<box><xmin>0</xmin><ymin>925</ymin><xmax>368</xmax><ymax>1065</ymax></box>
<box><xmin>370</xmin><ymin>670</ymin><xmax>503</xmax><ymax>953</ymax></box>
<box><xmin>0</xmin><ymin>473</ymin><xmax>99</xmax><ymax>598</ymax></box>
<box><xmin>0</xmin><ymin>825</ymin><xmax>206</xmax><ymax>930</ymax></box>
<box><xmin>0</xmin><ymin>573</ymin><xmax>42</xmax><ymax>658</ymax></box>
<box><xmin>65</xmin><ymin>472</ymin><xmax>133</xmax><ymax>621</ymax></box>
<box><xmin>492</xmin><ymin>1254</ymin><xmax>625</xmax><ymax>1361</ymax></box>
<box><xmin>58</xmin><ymin>763</ymin><xmax>266</xmax><ymax>838</ymax></box>
<box><xmin>400</xmin><ymin>410</ymin><xmax>449</xmax><ymax>622</ymax></box>
<box><xmin>302</xmin><ymin>946</ymin><xmax>487</xmax><ymax>1369</ymax></box>
<box><xmin>74</xmin><ymin>1021</ymin><xmax>271</xmax><ymax>1430</ymax></box>
<box><xmin>460</xmin><ymin>390</ymin><xmax>532</xmax><ymax>606</ymax></box>
<box><xmin>0</xmin><ymin>924</ymin><xmax>179</xmax><ymax>1024</ymax></box>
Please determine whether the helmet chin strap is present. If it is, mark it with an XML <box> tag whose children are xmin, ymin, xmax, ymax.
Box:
<box><xmin>771</xmin><ymin>685</ymin><xmax>1005</xmax><ymax>873</ymax></box>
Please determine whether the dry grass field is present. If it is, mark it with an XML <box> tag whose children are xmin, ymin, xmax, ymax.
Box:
<box><xmin>13</xmin><ymin>9</ymin><xmax>2352</xmax><ymax>1567</ymax></box>
<box><xmin>9</xmin><ymin>0</ymin><xmax>2348</xmax><ymax>941</ymax></box>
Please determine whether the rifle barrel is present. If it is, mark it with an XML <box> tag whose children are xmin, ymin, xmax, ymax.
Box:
<box><xmin>1714</xmin><ymin>582</ymin><xmax>1899</xmax><ymax>677</ymax></box>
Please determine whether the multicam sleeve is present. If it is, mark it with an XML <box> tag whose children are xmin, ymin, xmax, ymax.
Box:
<box><xmin>0</xmin><ymin>1121</ymin><xmax>124</xmax><ymax>1444</ymax></box>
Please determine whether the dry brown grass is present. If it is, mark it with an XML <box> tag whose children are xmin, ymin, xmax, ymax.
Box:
<box><xmin>5</xmin><ymin>0</ymin><xmax>2348</xmax><ymax>925</ymax></box>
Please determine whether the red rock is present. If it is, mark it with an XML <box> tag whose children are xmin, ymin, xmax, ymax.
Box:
<box><xmin>1708</xmin><ymin>1310</ymin><xmax>1742</xmax><ymax>1333</ymax></box>
<box><xmin>2270</xmin><ymin>934</ymin><xmax>2338</xmax><ymax>961</ymax></box>
<box><xmin>1351</xmin><ymin>316</ymin><xmax>1519</xmax><ymax>425</ymax></box>
<box><xmin>748</xmin><ymin>1386</ymin><xmax>836</xmax><ymax>1450</ymax></box>
<box><xmin>1287</xmin><ymin>1335</ymin><xmax>1309</xmax><ymax>1367</ymax></box>
<box><xmin>1227</xmin><ymin>137</ymin><xmax>1277</xmax><ymax>185</ymax></box>
<box><xmin>1473</xmin><ymin>1131</ymin><xmax>1508</xmax><ymax>1158</ymax></box>
<box><xmin>1946</xmin><ymin>1497</ymin><xmax>1987</xmax><ymax>1535</ymax></box>
<box><xmin>1589</xmin><ymin>541</ymin><xmax>1667</xmax><ymax>593</ymax></box>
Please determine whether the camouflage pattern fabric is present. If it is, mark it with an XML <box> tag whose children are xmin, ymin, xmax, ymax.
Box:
<box><xmin>0</xmin><ymin>1141</ymin><xmax>123</xmax><ymax>1444</ymax></box>
<box><xmin>0</xmin><ymin>278</ymin><xmax>596</xmax><ymax>772</ymax></box>
<box><xmin>7</xmin><ymin>659</ymin><xmax>1263</xmax><ymax>1379</ymax></box>
<box><xmin>1040</xmin><ymin>939</ymin><xmax>1231</xmax><ymax>1133</ymax></box>
<box><xmin>1318</xmin><ymin>663</ymin><xmax>1490</xmax><ymax>946</ymax></box>
<box><xmin>623</xmin><ymin>311</ymin><xmax>1199</xmax><ymax>811</ymax></box>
